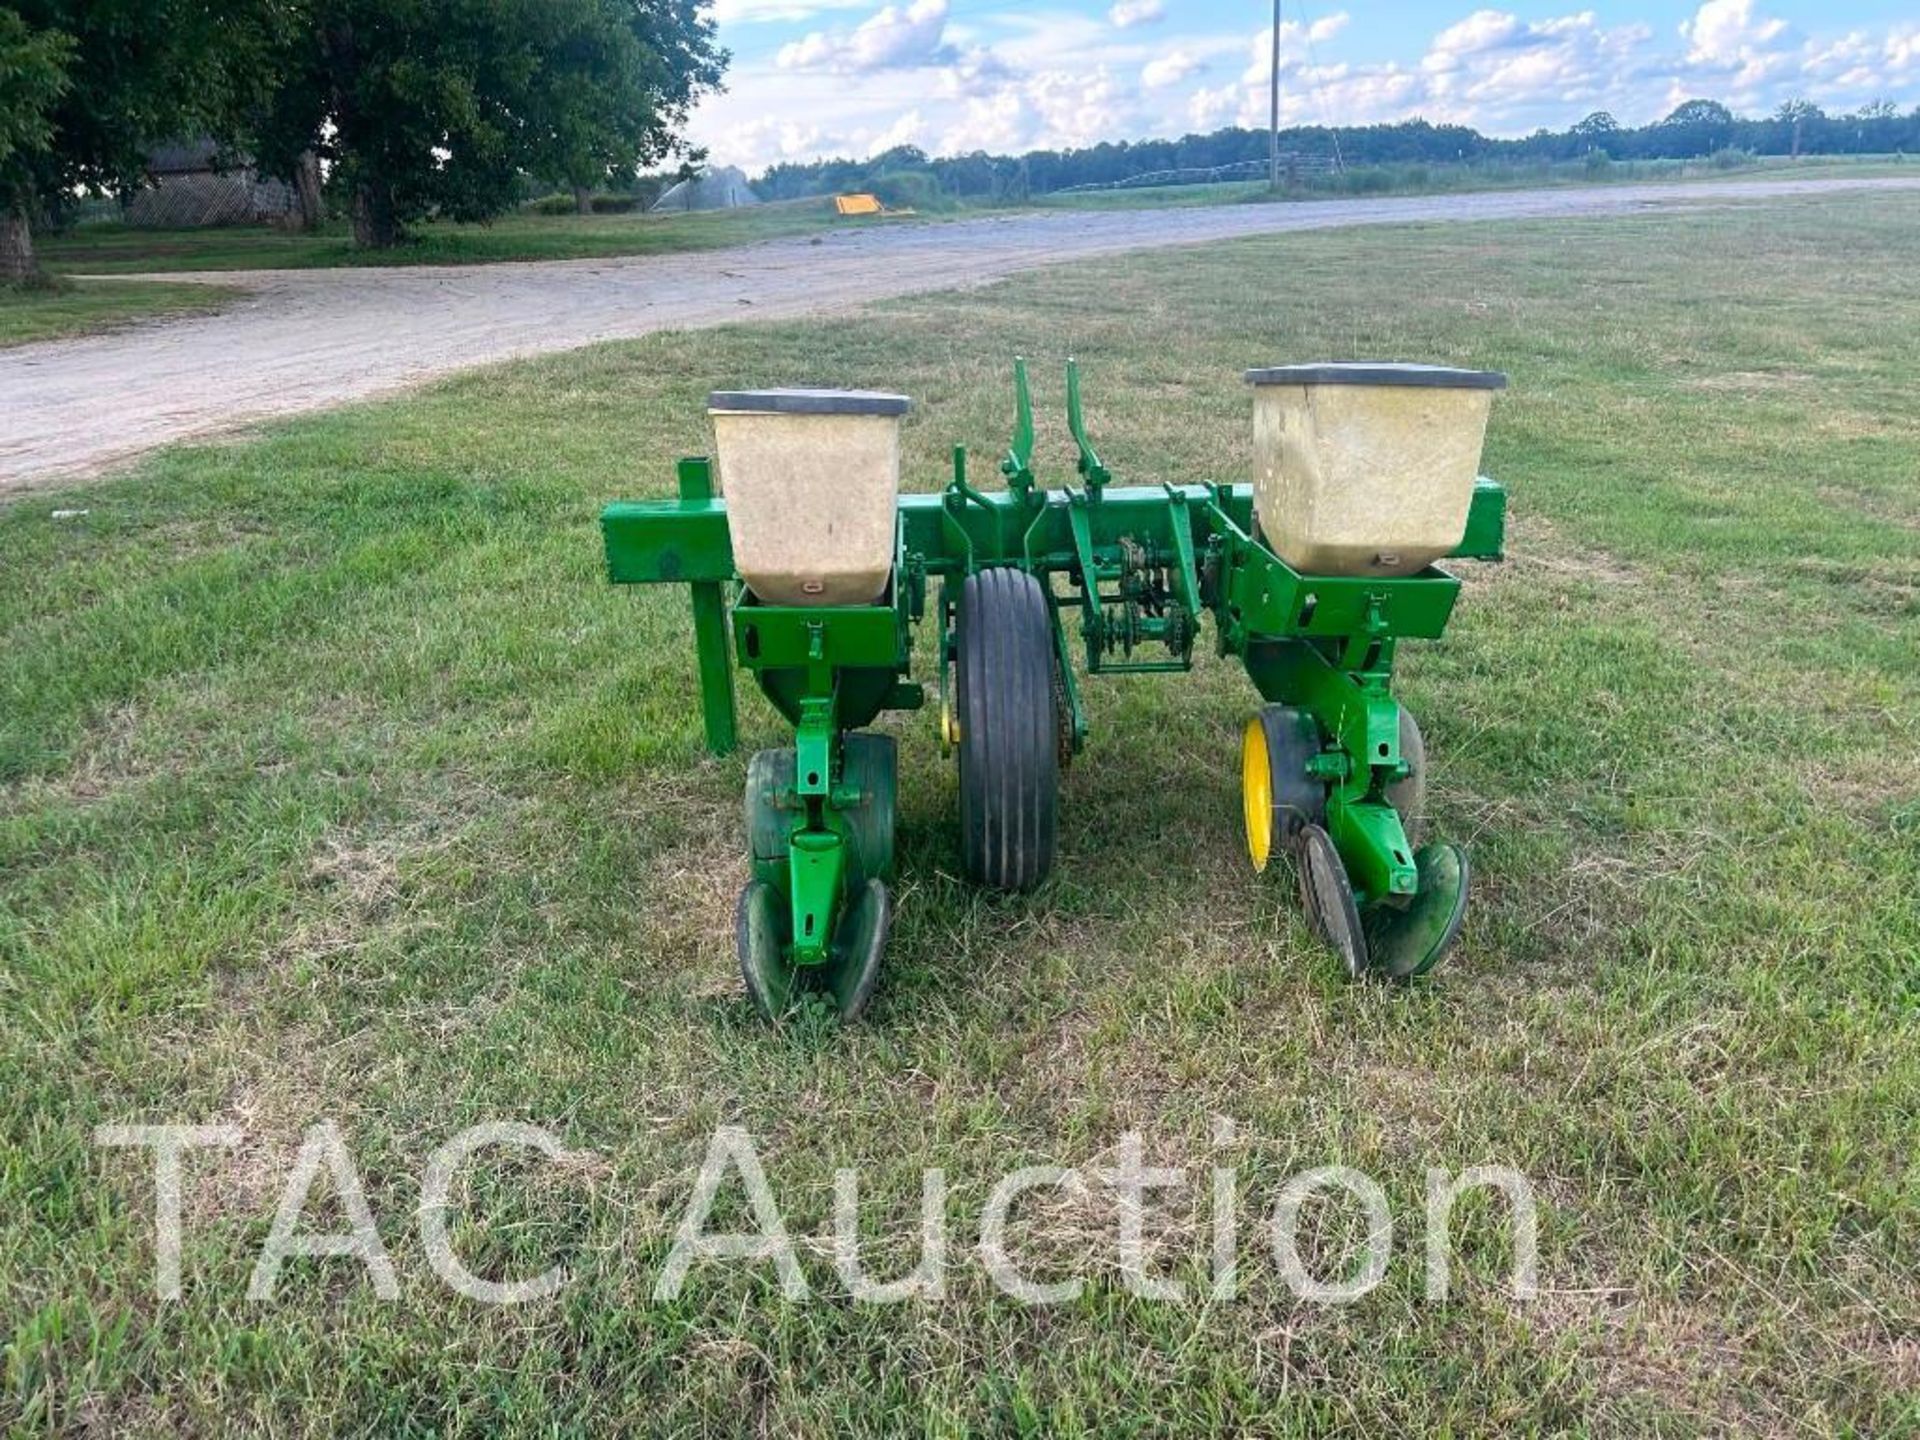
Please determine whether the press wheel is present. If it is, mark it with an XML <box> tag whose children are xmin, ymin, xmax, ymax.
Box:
<box><xmin>1364</xmin><ymin>842</ymin><xmax>1470</xmax><ymax>980</ymax></box>
<box><xmin>736</xmin><ymin>877</ymin><xmax>894</xmax><ymax>1022</ymax></box>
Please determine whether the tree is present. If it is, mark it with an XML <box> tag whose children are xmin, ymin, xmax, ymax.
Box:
<box><xmin>1655</xmin><ymin>98</ymin><xmax>1736</xmax><ymax>159</ymax></box>
<box><xmin>1663</xmin><ymin>99</ymin><xmax>1734</xmax><ymax>127</ymax></box>
<box><xmin>1773</xmin><ymin>98</ymin><xmax>1823</xmax><ymax>157</ymax></box>
<box><xmin>0</xmin><ymin>9</ymin><xmax>70</xmax><ymax>281</ymax></box>
<box><xmin>255</xmin><ymin>0</ymin><xmax>724</xmax><ymax>249</ymax></box>
<box><xmin>520</xmin><ymin>0</ymin><xmax>725</xmax><ymax>215</ymax></box>
<box><xmin>741</xmin><ymin>95</ymin><xmax>1913</xmax><ymax>205</ymax></box>
<box><xmin>1</xmin><ymin>0</ymin><xmax>273</xmax><ymax>283</ymax></box>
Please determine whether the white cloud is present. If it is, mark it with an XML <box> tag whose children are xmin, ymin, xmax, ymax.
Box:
<box><xmin>1682</xmin><ymin>0</ymin><xmax>1787</xmax><ymax>65</ymax></box>
<box><xmin>933</xmin><ymin>43</ymin><xmax>1018</xmax><ymax>99</ymax></box>
<box><xmin>939</xmin><ymin>66</ymin><xmax>1127</xmax><ymax>154</ymax></box>
<box><xmin>695</xmin><ymin>0</ymin><xmax>1920</xmax><ymax>174</ymax></box>
<box><xmin>867</xmin><ymin>108</ymin><xmax>927</xmax><ymax>155</ymax></box>
<box><xmin>778</xmin><ymin>0</ymin><xmax>953</xmax><ymax>73</ymax></box>
<box><xmin>1185</xmin><ymin>84</ymin><xmax>1241</xmax><ymax>131</ymax></box>
<box><xmin>1673</xmin><ymin>0</ymin><xmax>1797</xmax><ymax>105</ymax></box>
<box><xmin>1890</xmin><ymin>25</ymin><xmax>1920</xmax><ymax>74</ymax></box>
<box><xmin>1142</xmin><ymin>50</ymin><xmax>1202</xmax><ymax>90</ymax></box>
<box><xmin>942</xmin><ymin>88</ymin><xmax>1031</xmax><ymax>154</ymax></box>
<box><xmin>1241</xmin><ymin>13</ymin><xmax>1354</xmax><ymax>86</ymax></box>
<box><xmin>1215</xmin><ymin>7</ymin><xmax>1666</xmax><ymax>131</ymax></box>
<box><xmin>712</xmin><ymin>0</ymin><xmax>870</xmax><ymax>24</ymax></box>
<box><xmin>1424</xmin><ymin>10</ymin><xmax>1526</xmax><ymax>71</ymax></box>
<box><xmin>1107</xmin><ymin>0</ymin><xmax>1163</xmax><ymax>29</ymax></box>
<box><xmin>1028</xmin><ymin>67</ymin><xmax>1127</xmax><ymax>145</ymax></box>
<box><xmin>1785</xmin><ymin>20</ymin><xmax>1917</xmax><ymax>107</ymax></box>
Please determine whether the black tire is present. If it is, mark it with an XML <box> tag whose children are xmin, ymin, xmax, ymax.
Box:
<box><xmin>1246</xmin><ymin>705</ymin><xmax>1327</xmax><ymax>866</ymax></box>
<box><xmin>745</xmin><ymin>749</ymin><xmax>794</xmax><ymax>867</ymax></box>
<box><xmin>955</xmin><ymin>567</ymin><xmax>1060</xmax><ymax>891</ymax></box>
<box><xmin>839</xmin><ymin>734</ymin><xmax>899</xmax><ymax>887</ymax></box>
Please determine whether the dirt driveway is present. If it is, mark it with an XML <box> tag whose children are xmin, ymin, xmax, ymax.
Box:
<box><xmin>5</xmin><ymin>174</ymin><xmax>1916</xmax><ymax>492</ymax></box>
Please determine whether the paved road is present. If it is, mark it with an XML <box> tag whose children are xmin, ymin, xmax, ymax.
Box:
<box><xmin>5</xmin><ymin>175</ymin><xmax>1916</xmax><ymax>491</ymax></box>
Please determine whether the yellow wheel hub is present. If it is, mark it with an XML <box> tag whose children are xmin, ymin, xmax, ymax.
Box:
<box><xmin>1242</xmin><ymin>715</ymin><xmax>1274</xmax><ymax>872</ymax></box>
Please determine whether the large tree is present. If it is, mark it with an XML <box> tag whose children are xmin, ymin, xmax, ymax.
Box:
<box><xmin>0</xmin><ymin>10</ymin><xmax>69</xmax><ymax>280</ymax></box>
<box><xmin>1</xmin><ymin>0</ymin><xmax>273</xmax><ymax>283</ymax></box>
<box><xmin>255</xmin><ymin>0</ymin><xmax>724</xmax><ymax>248</ymax></box>
<box><xmin>1659</xmin><ymin>97</ymin><xmax>1735</xmax><ymax>154</ymax></box>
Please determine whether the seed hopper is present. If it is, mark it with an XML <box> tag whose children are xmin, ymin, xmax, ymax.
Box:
<box><xmin>601</xmin><ymin>360</ymin><xmax>1508</xmax><ymax>1019</ymax></box>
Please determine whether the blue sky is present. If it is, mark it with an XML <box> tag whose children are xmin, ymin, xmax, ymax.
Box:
<box><xmin>685</xmin><ymin>0</ymin><xmax>1919</xmax><ymax>172</ymax></box>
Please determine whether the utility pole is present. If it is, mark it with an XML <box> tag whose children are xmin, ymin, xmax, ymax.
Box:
<box><xmin>1268</xmin><ymin>0</ymin><xmax>1282</xmax><ymax>191</ymax></box>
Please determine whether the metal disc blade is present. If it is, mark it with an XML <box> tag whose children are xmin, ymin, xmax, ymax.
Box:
<box><xmin>1295</xmin><ymin>824</ymin><xmax>1368</xmax><ymax>980</ymax></box>
<box><xmin>736</xmin><ymin>880</ymin><xmax>798</xmax><ymax>1020</ymax></box>
<box><xmin>824</xmin><ymin>878</ymin><xmax>891</xmax><ymax>1022</ymax></box>
<box><xmin>1365</xmin><ymin>842</ymin><xmax>1470</xmax><ymax>980</ymax></box>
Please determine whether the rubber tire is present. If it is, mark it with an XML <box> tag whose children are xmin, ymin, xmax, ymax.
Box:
<box><xmin>839</xmin><ymin>734</ymin><xmax>898</xmax><ymax>887</ymax></box>
<box><xmin>1246</xmin><ymin>705</ymin><xmax>1328</xmax><ymax>870</ymax></box>
<box><xmin>955</xmin><ymin>567</ymin><xmax>1060</xmax><ymax>892</ymax></box>
<box><xmin>1383</xmin><ymin>707</ymin><xmax>1428</xmax><ymax>847</ymax></box>
<box><xmin>746</xmin><ymin>750</ymin><xmax>795</xmax><ymax>867</ymax></box>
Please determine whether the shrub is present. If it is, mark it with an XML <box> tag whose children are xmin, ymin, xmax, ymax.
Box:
<box><xmin>868</xmin><ymin>169</ymin><xmax>950</xmax><ymax>212</ymax></box>
<box><xmin>524</xmin><ymin>189</ymin><xmax>653</xmax><ymax>216</ymax></box>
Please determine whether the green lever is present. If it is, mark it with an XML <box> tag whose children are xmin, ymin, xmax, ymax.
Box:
<box><xmin>1066</xmin><ymin>358</ymin><xmax>1110</xmax><ymax>498</ymax></box>
<box><xmin>1001</xmin><ymin>357</ymin><xmax>1036</xmax><ymax>497</ymax></box>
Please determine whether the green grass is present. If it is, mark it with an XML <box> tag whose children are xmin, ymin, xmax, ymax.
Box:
<box><xmin>1035</xmin><ymin>151</ymin><xmax>1914</xmax><ymax>209</ymax></box>
<box><xmin>35</xmin><ymin>197</ymin><xmax>897</xmax><ymax>275</ymax></box>
<box><xmin>40</xmin><ymin>154</ymin><xmax>1914</xmax><ymax>278</ymax></box>
<box><xmin>3</xmin><ymin>193</ymin><xmax>1918</xmax><ymax>1435</ymax></box>
<box><xmin>0</xmin><ymin>277</ymin><xmax>236</xmax><ymax>347</ymax></box>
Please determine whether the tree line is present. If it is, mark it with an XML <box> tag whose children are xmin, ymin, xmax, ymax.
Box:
<box><xmin>759</xmin><ymin>98</ymin><xmax>1920</xmax><ymax>204</ymax></box>
<box><xmin>0</xmin><ymin>0</ymin><xmax>725</xmax><ymax>280</ymax></box>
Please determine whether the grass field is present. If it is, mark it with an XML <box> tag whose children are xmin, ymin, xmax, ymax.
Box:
<box><xmin>1034</xmin><ymin>152</ymin><xmax>1912</xmax><ymax>210</ymax></box>
<box><xmin>0</xmin><ymin>278</ymin><xmax>236</xmax><ymax>348</ymax></box>
<box><xmin>34</xmin><ymin>154</ymin><xmax>1911</xmax><ymax>281</ymax></box>
<box><xmin>33</xmin><ymin>199</ymin><xmax>873</xmax><ymax>276</ymax></box>
<box><xmin>3</xmin><ymin>192</ymin><xmax>1917</xmax><ymax>1434</ymax></box>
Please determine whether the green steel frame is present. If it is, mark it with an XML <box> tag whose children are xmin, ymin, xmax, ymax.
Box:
<box><xmin>600</xmin><ymin>363</ymin><xmax>1507</xmax><ymax>999</ymax></box>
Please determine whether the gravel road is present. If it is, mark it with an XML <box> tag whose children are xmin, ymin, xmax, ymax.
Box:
<box><xmin>5</xmin><ymin>174</ymin><xmax>1915</xmax><ymax>492</ymax></box>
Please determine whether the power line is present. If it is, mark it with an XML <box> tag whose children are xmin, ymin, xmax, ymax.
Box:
<box><xmin>1293</xmin><ymin>0</ymin><xmax>1345</xmax><ymax>172</ymax></box>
